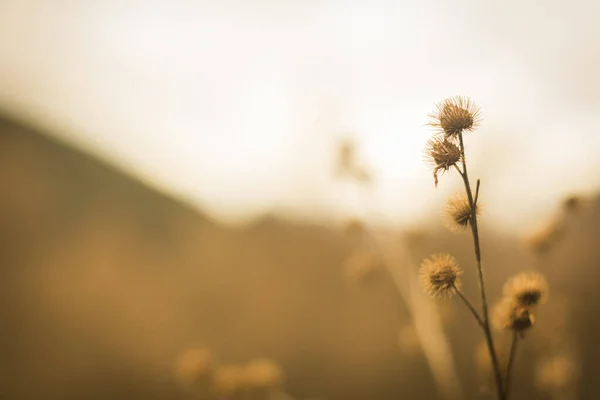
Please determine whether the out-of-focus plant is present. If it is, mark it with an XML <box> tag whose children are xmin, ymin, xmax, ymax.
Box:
<box><xmin>523</xmin><ymin>195</ymin><xmax>586</xmax><ymax>399</ymax></box>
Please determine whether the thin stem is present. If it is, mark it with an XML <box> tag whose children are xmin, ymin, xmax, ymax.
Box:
<box><xmin>457</xmin><ymin>131</ymin><xmax>506</xmax><ymax>400</ymax></box>
<box><xmin>474</xmin><ymin>179</ymin><xmax>481</xmax><ymax>205</ymax></box>
<box><xmin>505</xmin><ymin>332</ymin><xmax>519</xmax><ymax>398</ymax></box>
<box><xmin>453</xmin><ymin>164</ymin><xmax>464</xmax><ymax>176</ymax></box>
<box><xmin>453</xmin><ymin>285</ymin><xmax>485</xmax><ymax>329</ymax></box>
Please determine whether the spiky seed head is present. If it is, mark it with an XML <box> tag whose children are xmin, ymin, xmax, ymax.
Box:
<box><xmin>424</xmin><ymin>136</ymin><xmax>462</xmax><ymax>186</ymax></box>
<box><xmin>492</xmin><ymin>298</ymin><xmax>534</xmax><ymax>334</ymax></box>
<box><xmin>420</xmin><ymin>253</ymin><xmax>463</xmax><ymax>298</ymax></box>
<box><xmin>510</xmin><ymin>306</ymin><xmax>534</xmax><ymax>332</ymax></box>
<box><xmin>429</xmin><ymin>96</ymin><xmax>481</xmax><ymax>137</ymax></box>
<box><xmin>444</xmin><ymin>194</ymin><xmax>479</xmax><ymax>232</ymax></box>
<box><xmin>503</xmin><ymin>272</ymin><xmax>549</xmax><ymax>307</ymax></box>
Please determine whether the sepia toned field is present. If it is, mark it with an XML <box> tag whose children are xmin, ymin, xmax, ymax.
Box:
<box><xmin>1</xmin><ymin>113</ymin><xmax>599</xmax><ymax>399</ymax></box>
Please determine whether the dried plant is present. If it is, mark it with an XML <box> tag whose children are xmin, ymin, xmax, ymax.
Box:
<box><xmin>443</xmin><ymin>193</ymin><xmax>481</xmax><ymax>232</ymax></box>
<box><xmin>419</xmin><ymin>253</ymin><xmax>463</xmax><ymax>298</ymax></box>
<box><xmin>503</xmin><ymin>272</ymin><xmax>549</xmax><ymax>308</ymax></box>
<box><xmin>421</xmin><ymin>96</ymin><xmax>549</xmax><ymax>400</ymax></box>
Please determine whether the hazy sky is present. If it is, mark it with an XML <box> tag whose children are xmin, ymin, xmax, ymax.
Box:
<box><xmin>1</xmin><ymin>0</ymin><xmax>600</xmax><ymax>232</ymax></box>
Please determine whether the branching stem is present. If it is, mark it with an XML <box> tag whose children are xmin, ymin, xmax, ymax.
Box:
<box><xmin>453</xmin><ymin>164</ymin><xmax>464</xmax><ymax>177</ymax></box>
<box><xmin>453</xmin><ymin>285</ymin><xmax>485</xmax><ymax>329</ymax></box>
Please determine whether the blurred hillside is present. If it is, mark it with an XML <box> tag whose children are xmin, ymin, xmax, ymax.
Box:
<box><xmin>0</xmin><ymin>113</ymin><xmax>599</xmax><ymax>399</ymax></box>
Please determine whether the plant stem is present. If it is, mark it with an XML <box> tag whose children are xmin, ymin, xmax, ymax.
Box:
<box><xmin>454</xmin><ymin>285</ymin><xmax>485</xmax><ymax>329</ymax></box>
<box><xmin>505</xmin><ymin>332</ymin><xmax>519</xmax><ymax>397</ymax></box>
<box><xmin>457</xmin><ymin>131</ymin><xmax>506</xmax><ymax>400</ymax></box>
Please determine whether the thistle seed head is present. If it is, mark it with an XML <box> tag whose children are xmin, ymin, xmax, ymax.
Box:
<box><xmin>444</xmin><ymin>194</ymin><xmax>479</xmax><ymax>232</ymax></box>
<box><xmin>492</xmin><ymin>298</ymin><xmax>535</xmax><ymax>334</ymax></box>
<box><xmin>511</xmin><ymin>306</ymin><xmax>534</xmax><ymax>332</ymax></box>
<box><xmin>503</xmin><ymin>272</ymin><xmax>549</xmax><ymax>307</ymax></box>
<box><xmin>424</xmin><ymin>136</ymin><xmax>462</xmax><ymax>186</ymax></box>
<box><xmin>429</xmin><ymin>96</ymin><xmax>481</xmax><ymax>137</ymax></box>
<box><xmin>420</xmin><ymin>253</ymin><xmax>463</xmax><ymax>298</ymax></box>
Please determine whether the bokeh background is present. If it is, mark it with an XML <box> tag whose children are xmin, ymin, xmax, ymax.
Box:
<box><xmin>1</xmin><ymin>1</ymin><xmax>599</xmax><ymax>399</ymax></box>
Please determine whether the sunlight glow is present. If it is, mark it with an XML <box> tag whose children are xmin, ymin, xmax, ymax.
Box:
<box><xmin>1</xmin><ymin>0</ymin><xmax>600</xmax><ymax>231</ymax></box>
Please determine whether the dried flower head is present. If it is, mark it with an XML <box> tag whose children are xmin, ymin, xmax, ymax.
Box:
<box><xmin>344</xmin><ymin>249</ymin><xmax>382</xmax><ymax>284</ymax></box>
<box><xmin>510</xmin><ymin>306</ymin><xmax>534</xmax><ymax>332</ymax></box>
<box><xmin>444</xmin><ymin>194</ymin><xmax>479</xmax><ymax>231</ymax></box>
<box><xmin>429</xmin><ymin>96</ymin><xmax>481</xmax><ymax>137</ymax></box>
<box><xmin>173</xmin><ymin>348</ymin><xmax>215</xmax><ymax>387</ymax></box>
<box><xmin>420</xmin><ymin>253</ymin><xmax>463</xmax><ymax>297</ymax></box>
<box><xmin>492</xmin><ymin>298</ymin><xmax>534</xmax><ymax>334</ymax></box>
<box><xmin>503</xmin><ymin>272</ymin><xmax>549</xmax><ymax>307</ymax></box>
<box><xmin>425</xmin><ymin>136</ymin><xmax>462</xmax><ymax>186</ymax></box>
